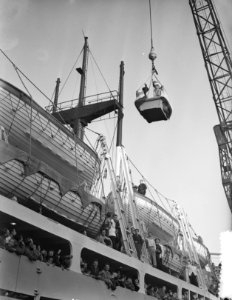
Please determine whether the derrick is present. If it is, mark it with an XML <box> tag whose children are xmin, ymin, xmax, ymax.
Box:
<box><xmin>189</xmin><ymin>0</ymin><xmax>232</xmax><ymax>212</ymax></box>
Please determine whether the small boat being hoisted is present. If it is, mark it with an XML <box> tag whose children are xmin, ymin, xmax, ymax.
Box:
<box><xmin>134</xmin><ymin>0</ymin><xmax>172</xmax><ymax>124</ymax></box>
<box><xmin>135</xmin><ymin>80</ymin><xmax>172</xmax><ymax>123</ymax></box>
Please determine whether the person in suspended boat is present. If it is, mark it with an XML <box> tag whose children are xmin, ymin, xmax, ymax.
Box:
<box><xmin>142</xmin><ymin>83</ymin><xmax>149</xmax><ymax>97</ymax></box>
<box><xmin>153</xmin><ymin>80</ymin><xmax>163</xmax><ymax>97</ymax></box>
<box><xmin>153</xmin><ymin>80</ymin><xmax>172</xmax><ymax>118</ymax></box>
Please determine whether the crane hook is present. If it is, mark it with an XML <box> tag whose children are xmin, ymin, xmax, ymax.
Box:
<box><xmin>149</xmin><ymin>47</ymin><xmax>158</xmax><ymax>75</ymax></box>
<box><xmin>149</xmin><ymin>46</ymin><xmax>157</xmax><ymax>62</ymax></box>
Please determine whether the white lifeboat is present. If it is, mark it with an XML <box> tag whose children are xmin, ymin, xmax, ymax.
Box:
<box><xmin>135</xmin><ymin>81</ymin><xmax>172</xmax><ymax>123</ymax></box>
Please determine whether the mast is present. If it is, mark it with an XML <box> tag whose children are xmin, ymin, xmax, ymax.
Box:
<box><xmin>74</xmin><ymin>36</ymin><xmax>89</xmax><ymax>139</ymax></box>
<box><xmin>116</xmin><ymin>61</ymin><xmax>124</xmax><ymax>147</ymax></box>
<box><xmin>53</xmin><ymin>78</ymin><xmax>61</xmax><ymax>113</ymax></box>
<box><xmin>115</xmin><ymin>61</ymin><xmax>150</xmax><ymax>262</ymax></box>
<box><xmin>52</xmin><ymin>38</ymin><xmax>121</xmax><ymax>134</ymax></box>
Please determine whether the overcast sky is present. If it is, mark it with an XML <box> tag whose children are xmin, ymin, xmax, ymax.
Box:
<box><xmin>1</xmin><ymin>0</ymin><xmax>232</xmax><ymax>254</ymax></box>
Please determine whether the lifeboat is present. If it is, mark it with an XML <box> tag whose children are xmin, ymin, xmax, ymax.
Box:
<box><xmin>134</xmin><ymin>81</ymin><xmax>172</xmax><ymax>123</ymax></box>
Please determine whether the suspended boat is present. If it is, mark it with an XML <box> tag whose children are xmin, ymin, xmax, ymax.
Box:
<box><xmin>135</xmin><ymin>81</ymin><xmax>172</xmax><ymax>123</ymax></box>
<box><xmin>134</xmin><ymin>0</ymin><xmax>172</xmax><ymax>124</ymax></box>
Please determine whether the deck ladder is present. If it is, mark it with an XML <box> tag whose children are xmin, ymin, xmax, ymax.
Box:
<box><xmin>99</xmin><ymin>135</ymin><xmax>137</xmax><ymax>257</ymax></box>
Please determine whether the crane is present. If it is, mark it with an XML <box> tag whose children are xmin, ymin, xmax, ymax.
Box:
<box><xmin>189</xmin><ymin>0</ymin><xmax>232</xmax><ymax>213</ymax></box>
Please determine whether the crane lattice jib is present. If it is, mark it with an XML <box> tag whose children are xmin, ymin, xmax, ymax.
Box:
<box><xmin>189</xmin><ymin>0</ymin><xmax>232</xmax><ymax>211</ymax></box>
<box><xmin>189</xmin><ymin>0</ymin><xmax>232</xmax><ymax>124</ymax></box>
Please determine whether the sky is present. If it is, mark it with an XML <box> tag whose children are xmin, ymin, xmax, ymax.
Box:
<box><xmin>0</xmin><ymin>0</ymin><xmax>232</xmax><ymax>254</ymax></box>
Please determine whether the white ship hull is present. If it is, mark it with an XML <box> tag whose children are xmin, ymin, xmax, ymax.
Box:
<box><xmin>0</xmin><ymin>196</ymin><xmax>218</xmax><ymax>300</ymax></box>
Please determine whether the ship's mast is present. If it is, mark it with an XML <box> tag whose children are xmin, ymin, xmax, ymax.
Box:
<box><xmin>74</xmin><ymin>36</ymin><xmax>89</xmax><ymax>140</ymax></box>
<box><xmin>116</xmin><ymin>61</ymin><xmax>124</xmax><ymax>147</ymax></box>
<box><xmin>53</xmin><ymin>78</ymin><xmax>61</xmax><ymax>113</ymax></box>
<box><xmin>52</xmin><ymin>38</ymin><xmax>121</xmax><ymax>139</ymax></box>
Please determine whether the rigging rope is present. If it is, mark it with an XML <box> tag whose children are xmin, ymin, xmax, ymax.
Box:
<box><xmin>0</xmin><ymin>47</ymin><xmax>71</xmax><ymax>145</ymax></box>
<box><xmin>127</xmin><ymin>157</ymin><xmax>164</xmax><ymax>229</ymax></box>
<box><xmin>59</xmin><ymin>48</ymin><xmax>83</xmax><ymax>97</ymax></box>
<box><xmin>127</xmin><ymin>156</ymin><xmax>172</xmax><ymax>213</ymax></box>
<box><xmin>83</xmin><ymin>130</ymin><xmax>95</xmax><ymax>152</ymax></box>
<box><xmin>89</xmin><ymin>50</ymin><xmax>115</xmax><ymax>99</ymax></box>
<box><xmin>90</xmin><ymin>54</ymin><xmax>99</xmax><ymax>97</ymax></box>
<box><xmin>0</xmin><ymin>48</ymin><xmax>53</xmax><ymax>105</ymax></box>
<box><xmin>85</xmin><ymin>126</ymin><xmax>101</xmax><ymax>137</ymax></box>
<box><xmin>1</xmin><ymin>47</ymin><xmax>92</xmax><ymax>168</ymax></box>
<box><xmin>92</xmin><ymin>116</ymin><xmax>117</xmax><ymax>123</ymax></box>
<box><xmin>108</xmin><ymin>122</ymin><xmax>118</xmax><ymax>153</ymax></box>
<box><xmin>0</xmin><ymin>47</ymin><xmax>81</xmax><ymax>130</ymax></box>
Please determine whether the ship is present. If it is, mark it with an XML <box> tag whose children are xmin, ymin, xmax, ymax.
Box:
<box><xmin>0</xmin><ymin>35</ymin><xmax>220</xmax><ymax>299</ymax></box>
<box><xmin>0</xmin><ymin>0</ymin><xmax>224</xmax><ymax>298</ymax></box>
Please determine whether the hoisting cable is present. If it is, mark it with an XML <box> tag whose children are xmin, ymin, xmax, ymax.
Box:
<box><xmin>148</xmin><ymin>0</ymin><xmax>158</xmax><ymax>75</ymax></box>
<box><xmin>149</xmin><ymin>0</ymin><xmax>154</xmax><ymax>50</ymax></box>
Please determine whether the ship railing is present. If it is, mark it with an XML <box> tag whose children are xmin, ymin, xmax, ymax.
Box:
<box><xmin>45</xmin><ymin>90</ymin><xmax>119</xmax><ymax>113</ymax></box>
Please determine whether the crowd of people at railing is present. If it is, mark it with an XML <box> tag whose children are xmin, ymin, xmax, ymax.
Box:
<box><xmin>1</xmin><ymin>184</ymin><xmax>220</xmax><ymax>297</ymax></box>
<box><xmin>81</xmin><ymin>258</ymin><xmax>139</xmax><ymax>291</ymax></box>
<box><xmin>1</xmin><ymin>223</ymin><xmax>221</xmax><ymax>297</ymax></box>
<box><xmin>203</xmin><ymin>262</ymin><xmax>220</xmax><ymax>297</ymax></box>
<box><xmin>146</xmin><ymin>285</ymin><xmax>179</xmax><ymax>300</ymax></box>
<box><xmin>95</xmin><ymin>210</ymin><xmax>223</xmax><ymax>297</ymax></box>
<box><xmin>98</xmin><ymin>212</ymin><xmax>122</xmax><ymax>251</ymax></box>
<box><xmin>0</xmin><ymin>227</ymin><xmax>72</xmax><ymax>269</ymax></box>
<box><xmin>97</xmin><ymin>211</ymin><xmax>166</xmax><ymax>271</ymax></box>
